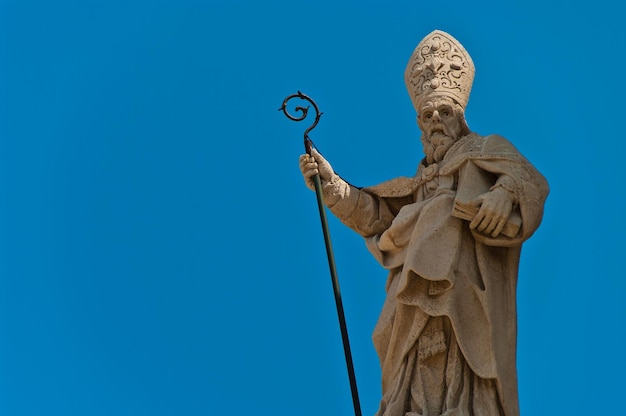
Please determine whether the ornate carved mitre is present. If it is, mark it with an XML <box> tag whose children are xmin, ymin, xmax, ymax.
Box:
<box><xmin>405</xmin><ymin>30</ymin><xmax>475</xmax><ymax>112</ymax></box>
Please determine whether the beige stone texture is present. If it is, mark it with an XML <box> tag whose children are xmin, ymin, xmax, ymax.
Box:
<box><xmin>298</xmin><ymin>30</ymin><xmax>548</xmax><ymax>416</ymax></box>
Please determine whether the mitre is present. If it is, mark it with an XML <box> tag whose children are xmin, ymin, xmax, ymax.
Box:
<box><xmin>405</xmin><ymin>30</ymin><xmax>475</xmax><ymax>112</ymax></box>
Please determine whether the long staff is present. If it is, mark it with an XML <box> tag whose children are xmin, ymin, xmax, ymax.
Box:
<box><xmin>280</xmin><ymin>91</ymin><xmax>362</xmax><ymax>416</ymax></box>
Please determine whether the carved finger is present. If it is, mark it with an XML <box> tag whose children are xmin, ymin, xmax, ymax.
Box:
<box><xmin>477</xmin><ymin>217</ymin><xmax>490</xmax><ymax>233</ymax></box>
<box><xmin>299</xmin><ymin>157</ymin><xmax>311</xmax><ymax>171</ymax></box>
<box><xmin>475</xmin><ymin>217</ymin><xmax>491</xmax><ymax>232</ymax></box>
<box><xmin>484</xmin><ymin>215</ymin><xmax>500</xmax><ymax>235</ymax></box>
<box><xmin>301</xmin><ymin>161</ymin><xmax>317</xmax><ymax>173</ymax></box>
<box><xmin>469</xmin><ymin>211</ymin><xmax>484</xmax><ymax>230</ymax></box>
<box><xmin>491</xmin><ymin>218</ymin><xmax>506</xmax><ymax>238</ymax></box>
<box><xmin>474</xmin><ymin>208</ymin><xmax>494</xmax><ymax>232</ymax></box>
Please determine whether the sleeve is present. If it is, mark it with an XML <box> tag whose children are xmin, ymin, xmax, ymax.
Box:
<box><xmin>490</xmin><ymin>174</ymin><xmax>519</xmax><ymax>207</ymax></box>
<box><xmin>321</xmin><ymin>176</ymin><xmax>399</xmax><ymax>237</ymax></box>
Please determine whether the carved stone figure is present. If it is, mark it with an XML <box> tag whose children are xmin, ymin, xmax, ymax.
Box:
<box><xmin>299</xmin><ymin>30</ymin><xmax>549</xmax><ymax>416</ymax></box>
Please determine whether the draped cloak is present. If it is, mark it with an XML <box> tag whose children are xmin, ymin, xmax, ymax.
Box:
<box><xmin>322</xmin><ymin>133</ymin><xmax>549</xmax><ymax>416</ymax></box>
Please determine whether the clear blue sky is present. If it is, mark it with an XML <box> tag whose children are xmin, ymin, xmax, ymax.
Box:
<box><xmin>1</xmin><ymin>1</ymin><xmax>624</xmax><ymax>415</ymax></box>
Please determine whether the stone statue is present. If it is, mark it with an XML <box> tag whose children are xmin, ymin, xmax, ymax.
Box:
<box><xmin>299</xmin><ymin>30</ymin><xmax>549</xmax><ymax>416</ymax></box>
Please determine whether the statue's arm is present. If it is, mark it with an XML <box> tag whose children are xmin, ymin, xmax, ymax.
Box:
<box><xmin>468</xmin><ymin>156</ymin><xmax>548</xmax><ymax>246</ymax></box>
<box><xmin>466</xmin><ymin>172</ymin><xmax>518</xmax><ymax>239</ymax></box>
<box><xmin>299</xmin><ymin>149</ymin><xmax>396</xmax><ymax>237</ymax></box>
<box><xmin>322</xmin><ymin>177</ymin><xmax>396</xmax><ymax>237</ymax></box>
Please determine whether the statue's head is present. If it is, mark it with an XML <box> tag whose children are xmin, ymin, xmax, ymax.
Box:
<box><xmin>417</xmin><ymin>97</ymin><xmax>468</xmax><ymax>164</ymax></box>
<box><xmin>405</xmin><ymin>30</ymin><xmax>474</xmax><ymax>163</ymax></box>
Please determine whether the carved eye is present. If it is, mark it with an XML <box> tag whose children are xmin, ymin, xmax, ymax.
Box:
<box><xmin>423</xmin><ymin>112</ymin><xmax>433</xmax><ymax>120</ymax></box>
<box><xmin>442</xmin><ymin>110</ymin><xmax>451</xmax><ymax>117</ymax></box>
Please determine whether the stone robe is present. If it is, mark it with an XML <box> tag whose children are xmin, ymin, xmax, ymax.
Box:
<box><xmin>322</xmin><ymin>133</ymin><xmax>548</xmax><ymax>416</ymax></box>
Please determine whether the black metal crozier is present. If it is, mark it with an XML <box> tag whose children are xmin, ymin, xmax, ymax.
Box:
<box><xmin>280</xmin><ymin>91</ymin><xmax>362</xmax><ymax>416</ymax></box>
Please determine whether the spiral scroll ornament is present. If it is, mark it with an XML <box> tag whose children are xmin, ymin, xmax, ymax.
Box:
<box><xmin>279</xmin><ymin>91</ymin><xmax>322</xmax><ymax>155</ymax></box>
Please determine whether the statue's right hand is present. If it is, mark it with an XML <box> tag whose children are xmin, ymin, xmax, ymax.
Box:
<box><xmin>298</xmin><ymin>148</ymin><xmax>335</xmax><ymax>191</ymax></box>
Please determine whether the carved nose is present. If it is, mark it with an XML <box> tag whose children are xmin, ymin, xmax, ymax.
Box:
<box><xmin>432</xmin><ymin>111</ymin><xmax>441</xmax><ymax>122</ymax></box>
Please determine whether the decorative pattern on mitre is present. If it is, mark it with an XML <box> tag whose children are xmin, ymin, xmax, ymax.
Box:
<box><xmin>405</xmin><ymin>30</ymin><xmax>475</xmax><ymax>111</ymax></box>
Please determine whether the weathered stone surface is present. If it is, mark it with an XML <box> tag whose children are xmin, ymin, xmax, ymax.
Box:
<box><xmin>299</xmin><ymin>30</ymin><xmax>548</xmax><ymax>416</ymax></box>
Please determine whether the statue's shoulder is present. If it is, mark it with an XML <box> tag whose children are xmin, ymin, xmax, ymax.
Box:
<box><xmin>480</xmin><ymin>134</ymin><xmax>521</xmax><ymax>155</ymax></box>
<box><xmin>446</xmin><ymin>133</ymin><xmax>521</xmax><ymax>161</ymax></box>
<box><xmin>457</xmin><ymin>131</ymin><xmax>486</xmax><ymax>148</ymax></box>
<box><xmin>363</xmin><ymin>176</ymin><xmax>419</xmax><ymax>198</ymax></box>
<box><xmin>441</xmin><ymin>133</ymin><xmax>523</xmax><ymax>174</ymax></box>
<box><xmin>448</xmin><ymin>133</ymin><xmax>514</xmax><ymax>155</ymax></box>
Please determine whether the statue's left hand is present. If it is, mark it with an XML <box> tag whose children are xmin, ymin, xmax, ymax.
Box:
<box><xmin>468</xmin><ymin>186</ymin><xmax>515</xmax><ymax>238</ymax></box>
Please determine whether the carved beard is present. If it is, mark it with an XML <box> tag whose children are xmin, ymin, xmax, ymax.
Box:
<box><xmin>422</xmin><ymin>132</ymin><xmax>457</xmax><ymax>165</ymax></box>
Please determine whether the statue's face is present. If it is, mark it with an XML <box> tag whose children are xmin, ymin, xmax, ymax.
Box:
<box><xmin>418</xmin><ymin>99</ymin><xmax>463</xmax><ymax>140</ymax></box>
<box><xmin>417</xmin><ymin>98</ymin><xmax>465</xmax><ymax>164</ymax></box>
